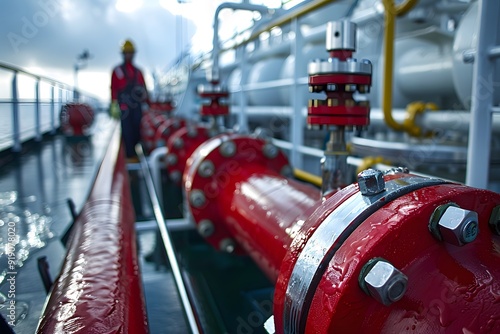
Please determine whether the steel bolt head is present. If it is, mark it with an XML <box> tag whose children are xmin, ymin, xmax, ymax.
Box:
<box><xmin>219</xmin><ymin>141</ymin><xmax>236</xmax><ymax>157</ymax></box>
<box><xmin>189</xmin><ymin>190</ymin><xmax>206</xmax><ymax>208</ymax></box>
<box><xmin>357</xmin><ymin>169</ymin><xmax>385</xmax><ymax>196</ymax></box>
<box><xmin>198</xmin><ymin>160</ymin><xmax>215</xmax><ymax>178</ymax></box>
<box><xmin>165</xmin><ymin>153</ymin><xmax>178</xmax><ymax>166</ymax></box>
<box><xmin>263</xmin><ymin>143</ymin><xmax>279</xmax><ymax>159</ymax></box>
<box><xmin>187</xmin><ymin>128</ymin><xmax>198</xmax><ymax>138</ymax></box>
<box><xmin>363</xmin><ymin>260</ymin><xmax>408</xmax><ymax>306</ymax></box>
<box><xmin>489</xmin><ymin>205</ymin><xmax>500</xmax><ymax>236</ymax></box>
<box><xmin>173</xmin><ymin>138</ymin><xmax>184</xmax><ymax>149</ymax></box>
<box><xmin>281</xmin><ymin>165</ymin><xmax>293</xmax><ymax>178</ymax></box>
<box><xmin>219</xmin><ymin>238</ymin><xmax>235</xmax><ymax>253</ymax></box>
<box><xmin>438</xmin><ymin>206</ymin><xmax>479</xmax><ymax>246</ymax></box>
<box><xmin>169</xmin><ymin>170</ymin><xmax>181</xmax><ymax>183</ymax></box>
<box><xmin>197</xmin><ymin>219</ymin><xmax>215</xmax><ymax>237</ymax></box>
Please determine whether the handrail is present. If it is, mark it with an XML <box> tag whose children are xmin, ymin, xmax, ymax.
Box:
<box><xmin>0</xmin><ymin>61</ymin><xmax>102</xmax><ymax>152</ymax></box>
<box><xmin>136</xmin><ymin>144</ymin><xmax>201</xmax><ymax>334</ymax></box>
<box><xmin>0</xmin><ymin>61</ymin><xmax>70</xmax><ymax>89</ymax></box>
<box><xmin>0</xmin><ymin>61</ymin><xmax>101</xmax><ymax>100</ymax></box>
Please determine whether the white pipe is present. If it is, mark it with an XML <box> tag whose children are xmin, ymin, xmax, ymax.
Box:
<box><xmin>212</xmin><ymin>2</ymin><xmax>273</xmax><ymax>82</ymax></box>
<box><xmin>148</xmin><ymin>146</ymin><xmax>168</xmax><ymax>207</ymax></box>
<box><xmin>466</xmin><ymin>0</ymin><xmax>499</xmax><ymax>189</ymax></box>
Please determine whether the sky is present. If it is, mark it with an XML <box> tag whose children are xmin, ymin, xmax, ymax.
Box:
<box><xmin>0</xmin><ymin>0</ymin><xmax>283</xmax><ymax>101</ymax></box>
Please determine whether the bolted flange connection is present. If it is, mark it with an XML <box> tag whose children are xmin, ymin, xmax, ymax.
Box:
<box><xmin>198</xmin><ymin>160</ymin><xmax>215</xmax><ymax>178</ymax></box>
<box><xmin>219</xmin><ymin>238</ymin><xmax>236</xmax><ymax>253</ymax></box>
<box><xmin>359</xmin><ymin>258</ymin><xmax>408</xmax><ymax>306</ymax></box>
<box><xmin>197</xmin><ymin>219</ymin><xmax>215</xmax><ymax>237</ymax></box>
<box><xmin>189</xmin><ymin>190</ymin><xmax>206</xmax><ymax>208</ymax></box>
<box><xmin>263</xmin><ymin>143</ymin><xmax>279</xmax><ymax>159</ymax></box>
<box><xmin>219</xmin><ymin>141</ymin><xmax>236</xmax><ymax>157</ymax></box>
<box><xmin>357</xmin><ymin>169</ymin><xmax>385</xmax><ymax>196</ymax></box>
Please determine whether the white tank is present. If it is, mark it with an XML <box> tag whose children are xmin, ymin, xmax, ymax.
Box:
<box><xmin>280</xmin><ymin>44</ymin><xmax>324</xmax><ymax>105</ymax></box>
<box><xmin>247</xmin><ymin>58</ymin><xmax>285</xmax><ymax>106</ymax></box>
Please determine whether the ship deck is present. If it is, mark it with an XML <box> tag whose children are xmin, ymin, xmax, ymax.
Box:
<box><xmin>0</xmin><ymin>113</ymin><xmax>273</xmax><ymax>333</ymax></box>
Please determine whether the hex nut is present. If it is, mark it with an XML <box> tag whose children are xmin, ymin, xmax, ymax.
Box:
<box><xmin>197</xmin><ymin>219</ymin><xmax>215</xmax><ymax>237</ymax></box>
<box><xmin>219</xmin><ymin>141</ymin><xmax>236</xmax><ymax>157</ymax></box>
<box><xmin>357</xmin><ymin>169</ymin><xmax>385</xmax><ymax>196</ymax></box>
<box><xmin>219</xmin><ymin>238</ymin><xmax>236</xmax><ymax>253</ymax></box>
<box><xmin>438</xmin><ymin>206</ymin><xmax>479</xmax><ymax>246</ymax></box>
<box><xmin>281</xmin><ymin>165</ymin><xmax>293</xmax><ymax>178</ymax></box>
<box><xmin>173</xmin><ymin>138</ymin><xmax>184</xmax><ymax>149</ymax></box>
<box><xmin>169</xmin><ymin>170</ymin><xmax>181</xmax><ymax>183</ymax></box>
<box><xmin>165</xmin><ymin>153</ymin><xmax>178</xmax><ymax>166</ymax></box>
<box><xmin>362</xmin><ymin>260</ymin><xmax>408</xmax><ymax>306</ymax></box>
<box><xmin>187</xmin><ymin>128</ymin><xmax>198</xmax><ymax>138</ymax></box>
<box><xmin>189</xmin><ymin>190</ymin><xmax>206</xmax><ymax>208</ymax></box>
<box><xmin>263</xmin><ymin>143</ymin><xmax>279</xmax><ymax>159</ymax></box>
<box><xmin>198</xmin><ymin>160</ymin><xmax>215</xmax><ymax>178</ymax></box>
<box><xmin>489</xmin><ymin>205</ymin><xmax>500</xmax><ymax>236</ymax></box>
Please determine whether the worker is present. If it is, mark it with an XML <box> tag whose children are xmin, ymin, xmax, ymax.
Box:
<box><xmin>110</xmin><ymin>39</ymin><xmax>148</xmax><ymax>161</ymax></box>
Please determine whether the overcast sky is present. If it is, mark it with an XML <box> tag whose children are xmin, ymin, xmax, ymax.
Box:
<box><xmin>0</xmin><ymin>0</ymin><xmax>284</xmax><ymax>101</ymax></box>
<box><xmin>0</xmin><ymin>0</ymin><xmax>224</xmax><ymax>100</ymax></box>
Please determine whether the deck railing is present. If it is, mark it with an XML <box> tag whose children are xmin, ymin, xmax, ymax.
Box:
<box><xmin>0</xmin><ymin>62</ymin><xmax>101</xmax><ymax>152</ymax></box>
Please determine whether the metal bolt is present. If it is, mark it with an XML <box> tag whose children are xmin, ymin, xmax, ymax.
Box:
<box><xmin>219</xmin><ymin>141</ymin><xmax>236</xmax><ymax>157</ymax></box>
<box><xmin>438</xmin><ymin>206</ymin><xmax>479</xmax><ymax>246</ymax></box>
<box><xmin>263</xmin><ymin>143</ymin><xmax>279</xmax><ymax>159</ymax></box>
<box><xmin>187</xmin><ymin>128</ymin><xmax>198</xmax><ymax>138</ymax></box>
<box><xmin>219</xmin><ymin>238</ymin><xmax>236</xmax><ymax>253</ymax></box>
<box><xmin>169</xmin><ymin>170</ymin><xmax>181</xmax><ymax>183</ymax></box>
<box><xmin>360</xmin><ymin>259</ymin><xmax>408</xmax><ymax>306</ymax></box>
<box><xmin>198</xmin><ymin>160</ymin><xmax>215</xmax><ymax>178</ymax></box>
<box><xmin>197</xmin><ymin>219</ymin><xmax>215</xmax><ymax>237</ymax></box>
<box><xmin>462</xmin><ymin>49</ymin><xmax>475</xmax><ymax>64</ymax></box>
<box><xmin>489</xmin><ymin>205</ymin><xmax>500</xmax><ymax>236</ymax></box>
<box><xmin>357</xmin><ymin>169</ymin><xmax>385</xmax><ymax>196</ymax></box>
<box><xmin>173</xmin><ymin>138</ymin><xmax>184</xmax><ymax>149</ymax></box>
<box><xmin>281</xmin><ymin>165</ymin><xmax>293</xmax><ymax>178</ymax></box>
<box><xmin>165</xmin><ymin>153</ymin><xmax>177</xmax><ymax>166</ymax></box>
<box><xmin>189</xmin><ymin>190</ymin><xmax>206</xmax><ymax>208</ymax></box>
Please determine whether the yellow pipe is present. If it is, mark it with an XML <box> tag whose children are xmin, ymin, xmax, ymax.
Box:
<box><xmin>381</xmin><ymin>0</ymin><xmax>419</xmax><ymax>134</ymax></box>
<box><xmin>293</xmin><ymin>168</ymin><xmax>322</xmax><ymax>187</ymax></box>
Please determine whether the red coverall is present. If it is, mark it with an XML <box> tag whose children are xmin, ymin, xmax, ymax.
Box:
<box><xmin>111</xmin><ymin>62</ymin><xmax>147</xmax><ymax>158</ymax></box>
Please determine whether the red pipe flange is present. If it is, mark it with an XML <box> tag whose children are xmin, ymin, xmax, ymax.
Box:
<box><xmin>198</xmin><ymin>83</ymin><xmax>229</xmax><ymax>117</ymax></box>
<box><xmin>164</xmin><ymin>124</ymin><xmax>213</xmax><ymax>184</ymax></box>
<box><xmin>273</xmin><ymin>171</ymin><xmax>500</xmax><ymax>333</ymax></box>
<box><xmin>140</xmin><ymin>112</ymin><xmax>170</xmax><ymax>153</ymax></box>
<box><xmin>152</xmin><ymin>118</ymin><xmax>186</xmax><ymax>151</ymax></box>
<box><xmin>60</xmin><ymin>102</ymin><xmax>94</xmax><ymax>136</ymax></box>
<box><xmin>150</xmin><ymin>100</ymin><xmax>175</xmax><ymax>114</ymax></box>
<box><xmin>184</xmin><ymin>133</ymin><xmax>321</xmax><ymax>280</ymax></box>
